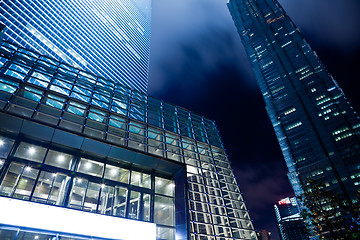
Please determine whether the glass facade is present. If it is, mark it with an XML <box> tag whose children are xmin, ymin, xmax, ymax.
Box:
<box><xmin>0</xmin><ymin>0</ymin><xmax>151</xmax><ymax>93</ymax></box>
<box><xmin>274</xmin><ymin>197</ymin><xmax>308</xmax><ymax>240</ymax></box>
<box><xmin>228</xmin><ymin>0</ymin><xmax>360</xmax><ymax>202</ymax></box>
<box><xmin>0</xmin><ymin>41</ymin><xmax>257</xmax><ymax>240</ymax></box>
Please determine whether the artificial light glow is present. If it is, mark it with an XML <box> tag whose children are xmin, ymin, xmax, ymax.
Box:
<box><xmin>0</xmin><ymin>140</ymin><xmax>4</xmax><ymax>146</ymax></box>
<box><xmin>34</xmin><ymin>236</ymin><xmax>39</xmax><ymax>240</ymax></box>
<box><xmin>28</xmin><ymin>147</ymin><xmax>36</xmax><ymax>155</ymax></box>
<box><xmin>25</xmin><ymin>167</ymin><xmax>32</xmax><ymax>172</ymax></box>
<box><xmin>85</xmin><ymin>162</ymin><xmax>92</xmax><ymax>169</ymax></box>
<box><xmin>0</xmin><ymin>197</ymin><xmax>156</xmax><ymax>240</ymax></box>
<box><xmin>57</xmin><ymin>155</ymin><xmax>65</xmax><ymax>162</ymax></box>
<box><xmin>110</xmin><ymin>168</ymin><xmax>117</xmax><ymax>176</ymax></box>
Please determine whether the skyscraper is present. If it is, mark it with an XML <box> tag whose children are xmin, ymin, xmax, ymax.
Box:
<box><xmin>274</xmin><ymin>197</ymin><xmax>308</xmax><ymax>240</ymax></box>
<box><xmin>0</xmin><ymin>0</ymin><xmax>151</xmax><ymax>92</ymax></box>
<box><xmin>0</xmin><ymin>40</ymin><xmax>257</xmax><ymax>240</ymax></box>
<box><xmin>227</xmin><ymin>0</ymin><xmax>360</xmax><ymax>203</ymax></box>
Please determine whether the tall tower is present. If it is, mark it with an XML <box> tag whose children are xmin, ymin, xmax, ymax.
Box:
<box><xmin>227</xmin><ymin>0</ymin><xmax>360</xmax><ymax>202</ymax></box>
<box><xmin>274</xmin><ymin>197</ymin><xmax>308</xmax><ymax>240</ymax></box>
<box><xmin>0</xmin><ymin>0</ymin><xmax>151</xmax><ymax>92</ymax></box>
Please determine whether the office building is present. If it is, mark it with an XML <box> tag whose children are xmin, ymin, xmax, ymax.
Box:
<box><xmin>227</xmin><ymin>0</ymin><xmax>360</xmax><ymax>203</ymax></box>
<box><xmin>274</xmin><ymin>197</ymin><xmax>308</xmax><ymax>240</ymax></box>
<box><xmin>0</xmin><ymin>0</ymin><xmax>151</xmax><ymax>92</ymax></box>
<box><xmin>0</xmin><ymin>40</ymin><xmax>257</xmax><ymax>240</ymax></box>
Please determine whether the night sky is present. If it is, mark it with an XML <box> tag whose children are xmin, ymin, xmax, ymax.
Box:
<box><xmin>148</xmin><ymin>0</ymin><xmax>360</xmax><ymax>239</ymax></box>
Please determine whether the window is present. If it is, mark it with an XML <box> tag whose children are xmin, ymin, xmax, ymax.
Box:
<box><xmin>32</xmin><ymin>171</ymin><xmax>70</xmax><ymax>206</ymax></box>
<box><xmin>14</xmin><ymin>142</ymin><xmax>47</xmax><ymax>163</ymax></box>
<box><xmin>131</xmin><ymin>171</ymin><xmax>151</xmax><ymax>189</ymax></box>
<box><xmin>154</xmin><ymin>195</ymin><xmax>175</xmax><ymax>226</ymax></box>
<box><xmin>104</xmin><ymin>164</ymin><xmax>129</xmax><ymax>183</ymax></box>
<box><xmin>44</xmin><ymin>150</ymin><xmax>74</xmax><ymax>170</ymax></box>
<box><xmin>77</xmin><ymin>158</ymin><xmax>104</xmax><ymax>178</ymax></box>
<box><xmin>155</xmin><ymin>177</ymin><xmax>175</xmax><ymax>197</ymax></box>
<box><xmin>128</xmin><ymin>191</ymin><xmax>140</xmax><ymax>220</ymax></box>
<box><xmin>67</xmin><ymin>101</ymin><xmax>87</xmax><ymax>116</ymax></box>
<box><xmin>45</xmin><ymin>94</ymin><xmax>65</xmax><ymax>109</ymax></box>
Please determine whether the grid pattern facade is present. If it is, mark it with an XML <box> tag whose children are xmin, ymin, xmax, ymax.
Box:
<box><xmin>0</xmin><ymin>41</ymin><xmax>257</xmax><ymax>240</ymax></box>
<box><xmin>0</xmin><ymin>0</ymin><xmax>151</xmax><ymax>93</ymax></box>
<box><xmin>274</xmin><ymin>198</ymin><xmax>308</xmax><ymax>240</ymax></box>
<box><xmin>228</xmin><ymin>0</ymin><xmax>360</xmax><ymax>201</ymax></box>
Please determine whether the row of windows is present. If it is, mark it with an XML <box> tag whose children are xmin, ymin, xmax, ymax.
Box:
<box><xmin>0</xmin><ymin>77</ymin><xmax>226</xmax><ymax>163</ymax></box>
<box><xmin>2</xmin><ymin>0</ymin><xmax>150</xmax><ymax>92</ymax></box>
<box><xmin>0</xmin><ymin>135</ymin><xmax>175</xmax><ymax>228</ymax></box>
<box><xmin>0</xmin><ymin>44</ymin><xmax>222</xmax><ymax>146</ymax></box>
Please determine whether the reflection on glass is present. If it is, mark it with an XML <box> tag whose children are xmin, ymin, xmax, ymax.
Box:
<box><xmin>0</xmin><ymin>162</ymin><xmax>24</xmax><ymax>197</ymax></box>
<box><xmin>113</xmin><ymin>186</ymin><xmax>127</xmax><ymax>217</ymax></box>
<box><xmin>98</xmin><ymin>184</ymin><xmax>114</xmax><ymax>215</ymax></box>
<box><xmin>0</xmin><ymin>136</ymin><xmax>15</xmax><ymax>159</ymax></box>
<box><xmin>44</xmin><ymin>150</ymin><xmax>74</xmax><ymax>170</ymax></box>
<box><xmin>14</xmin><ymin>142</ymin><xmax>47</xmax><ymax>163</ymax></box>
<box><xmin>0</xmin><ymin>228</ymin><xmax>17</xmax><ymax>239</ymax></box>
<box><xmin>13</xmin><ymin>166</ymin><xmax>39</xmax><ymax>200</ymax></box>
<box><xmin>154</xmin><ymin>195</ymin><xmax>175</xmax><ymax>226</ymax></box>
<box><xmin>156</xmin><ymin>226</ymin><xmax>175</xmax><ymax>240</ymax></box>
<box><xmin>77</xmin><ymin>158</ymin><xmax>104</xmax><ymax>177</ymax></box>
<box><xmin>131</xmin><ymin>171</ymin><xmax>151</xmax><ymax>189</ymax></box>
<box><xmin>49</xmin><ymin>173</ymin><xmax>71</xmax><ymax>206</ymax></box>
<box><xmin>155</xmin><ymin>177</ymin><xmax>175</xmax><ymax>197</ymax></box>
<box><xmin>32</xmin><ymin>171</ymin><xmax>56</xmax><ymax>203</ymax></box>
<box><xmin>69</xmin><ymin>178</ymin><xmax>88</xmax><ymax>210</ymax></box>
<box><xmin>143</xmin><ymin>193</ymin><xmax>151</xmax><ymax>221</ymax></box>
<box><xmin>104</xmin><ymin>164</ymin><xmax>129</xmax><ymax>183</ymax></box>
<box><xmin>0</xmin><ymin>159</ymin><xmax>4</xmax><ymax>171</ymax></box>
<box><xmin>128</xmin><ymin>191</ymin><xmax>140</xmax><ymax>220</ymax></box>
<box><xmin>83</xmin><ymin>182</ymin><xmax>100</xmax><ymax>212</ymax></box>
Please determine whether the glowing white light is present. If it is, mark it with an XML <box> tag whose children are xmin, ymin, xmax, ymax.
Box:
<box><xmin>77</xmin><ymin>178</ymin><xmax>82</xmax><ymax>183</ymax></box>
<box><xmin>101</xmin><ymin>184</ymin><xmax>105</xmax><ymax>189</ymax></box>
<box><xmin>110</xmin><ymin>168</ymin><xmax>117</xmax><ymax>176</ymax></box>
<box><xmin>28</xmin><ymin>147</ymin><xmax>36</xmax><ymax>155</ymax></box>
<box><xmin>0</xmin><ymin>160</ymin><xmax>4</xmax><ymax>165</ymax></box>
<box><xmin>157</xmin><ymin>180</ymin><xmax>162</xmax><ymax>186</ymax></box>
<box><xmin>34</xmin><ymin>236</ymin><xmax>39</xmax><ymax>240</ymax></box>
<box><xmin>0</xmin><ymin>140</ymin><xmax>4</xmax><ymax>146</ymax></box>
<box><xmin>85</xmin><ymin>162</ymin><xmax>92</xmax><ymax>169</ymax></box>
<box><xmin>0</xmin><ymin>197</ymin><xmax>156</xmax><ymax>240</ymax></box>
<box><xmin>25</xmin><ymin>167</ymin><xmax>32</xmax><ymax>172</ymax></box>
<box><xmin>57</xmin><ymin>155</ymin><xmax>65</xmax><ymax>162</ymax></box>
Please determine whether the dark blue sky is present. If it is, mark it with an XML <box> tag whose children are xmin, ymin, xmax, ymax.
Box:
<box><xmin>148</xmin><ymin>0</ymin><xmax>360</xmax><ymax>239</ymax></box>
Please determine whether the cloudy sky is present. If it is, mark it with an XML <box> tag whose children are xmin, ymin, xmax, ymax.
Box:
<box><xmin>148</xmin><ymin>0</ymin><xmax>360</xmax><ymax>239</ymax></box>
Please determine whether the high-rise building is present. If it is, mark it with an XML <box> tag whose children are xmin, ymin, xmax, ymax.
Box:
<box><xmin>0</xmin><ymin>0</ymin><xmax>151</xmax><ymax>92</ymax></box>
<box><xmin>0</xmin><ymin>40</ymin><xmax>257</xmax><ymax>240</ymax></box>
<box><xmin>227</xmin><ymin>0</ymin><xmax>360</xmax><ymax>203</ymax></box>
<box><xmin>274</xmin><ymin>197</ymin><xmax>308</xmax><ymax>240</ymax></box>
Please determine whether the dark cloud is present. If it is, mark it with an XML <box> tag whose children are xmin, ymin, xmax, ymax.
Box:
<box><xmin>149</xmin><ymin>0</ymin><xmax>360</xmax><ymax>239</ymax></box>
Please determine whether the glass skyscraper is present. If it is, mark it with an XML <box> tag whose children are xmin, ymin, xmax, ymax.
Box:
<box><xmin>0</xmin><ymin>0</ymin><xmax>151</xmax><ymax>93</ymax></box>
<box><xmin>274</xmin><ymin>197</ymin><xmax>308</xmax><ymax>240</ymax></box>
<box><xmin>227</xmin><ymin>0</ymin><xmax>360</xmax><ymax>203</ymax></box>
<box><xmin>0</xmin><ymin>40</ymin><xmax>257</xmax><ymax>240</ymax></box>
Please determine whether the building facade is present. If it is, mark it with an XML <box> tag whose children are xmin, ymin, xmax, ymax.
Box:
<box><xmin>0</xmin><ymin>0</ymin><xmax>151</xmax><ymax>93</ymax></box>
<box><xmin>227</xmin><ymin>0</ymin><xmax>360</xmax><ymax>203</ymax></box>
<box><xmin>274</xmin><ymin>197</ymin><xmax>308</xmax><ymax>240</ymax></box>
<box><xmin>0</xmin><ymin>40</ymin><xmax>257</xmax><ymax>240</ymax></box>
